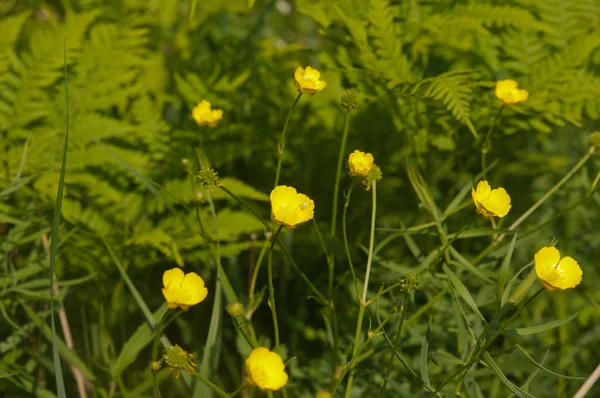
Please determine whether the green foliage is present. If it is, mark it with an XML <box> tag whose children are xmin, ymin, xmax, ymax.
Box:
<box><xmin>1</xmin><ymin>0</ymin><xmax>600</xmax><ymax>397</ymax></box>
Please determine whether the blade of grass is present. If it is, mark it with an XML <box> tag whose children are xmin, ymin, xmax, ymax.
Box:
<box><xmin>443</xmin><ymin>264</ymin><xmax>486</xmax><ymax>322</ymax></box>
<box><xmin>497</xmin><ymin>234</ymin><xmax>518</xmax><ymax>307</ymax></box>
<box><xmin>505</xmin><ymin>313</ymin><xmax>578</xmax><ymax>336</ymax></box>
<box><xmin>47</xmin><ymin>39</ymin><xmax>69</xmax><ymax>398</ymax></box>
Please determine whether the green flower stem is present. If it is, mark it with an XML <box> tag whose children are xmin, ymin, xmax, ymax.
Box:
<box><xmin>345</xmin><ymin>181</ymin><xmax>378</xmax><ymax>397</ymax></box>
<box><xmin>232</xmin><ymin>317</ymin><xmax>257</xmax><ymax>349</ymax></box>
<box><xmin>342</xmin><ymin>184</ymin><xmax>360</xmax><ymax>298</ymax></box>
<box><xmin>481</xmin><ymin>106</ymin><xmax>504</xmax><ymax>180</ymax></box>
<box><xmin>192</xmin><ymin>373</ymin><xmax>230</xmax><ymax>398</ymax></box>
<box><xmin>331</xmin><ymin>111</ymin><xmax>352</xmax><ymax>239</ymax></box>
<box><xmin>273</xmin><ymin>92</ymin><xmax>302</xmax><ymax>189</ymax></box>
<box><xmin>312</xmin><ymin>218</ymin><xmax>333</xmax><ymax>297</ymax></box>
<box><xmin>473</xmin><ymin>146</ymin><xmax>596</xmax><ymax>265</ymax></box>
<box><xmin>248</xmin><ymin>237</ymin><xmax>270</xmax><ymax>301</ymax></box>
<box><xmin>380</xmin><ymin>294</ymin><xmax>408</xmax><ymax>397</ymax></box>
<box><xmin>508</xmin><ymin>146</ymin><xmax>596</xmax><ymax>232</ymax></box>
<box><xmin>365</xmin><ymin>281</ymin><xmax>402</xmax><ymax>306</ymax></box>
<box><xmin>362</xmin><ymin>181</ymin><xmax>378</xmax><ymax>303</ymax></box>
<box><xmin>217</xmin><ymin>184</ymin><xmax>328</xmax><ymax>304</ymax></box>
<box><xmin>151</xmin><ymin>309</ymin><xmax>172</xmax><ymax>398</ymax></box>
<box><xmin>268</xmin><ymin>225</ymin><xmax>284</xmax><ymax>353</ymax></box>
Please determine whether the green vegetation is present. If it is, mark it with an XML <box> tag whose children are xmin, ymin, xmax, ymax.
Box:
<box><xmin>1</xmin><ymin>0</ymin><xmax>599</xmax><ymax>397</ymax></box>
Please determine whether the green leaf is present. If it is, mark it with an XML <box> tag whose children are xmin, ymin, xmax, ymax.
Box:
<box><xmin>481</xmin><ymin>352</ymin><xmax>536</xmax><ymax>398</ymax></box>
<box><xmin>506</xmin><ymin>313</ymin><xmax>578</xmax><ymax>336</ymax></box>
<box><xmin>501</xmin><ymin>264</ymin><xmax>533</xmax><ymax>308</ymax></box>
<box><xmin>448</xmin><ymin>227</ymin><xmax>515</xmax><ymax>239</ymax></box>
<box><xmin>448</xmin><ymin>247</ymin><xmax>494</xmax><ymax>283</ymax></box>
<box><xmin>443</xmin><ymin>264</ymin><xmax>486</xmax><ymax>322</ymax></box>
<box><xmin>497</xmin><ymin>234</ymin><xmax>518</xmax><ymax>306</ymax></box>
<box><xmin>431</xmin><ymin>350</ymin><xmax>465</xmax><ymax>366</ymax></box>
<box><xmin>510</xmin><ymin>342</ymin><xmax>584</xmax><ymax>380</ymax></box>
<box><xmin>112</xmin><ymin>305</ymin><xmax>168</xmax><ymax>377</ymax></box>
<box><xmin>420</xmin><ymin>319</ymin><xmax>431</xmax><ymax>386</ymax></box>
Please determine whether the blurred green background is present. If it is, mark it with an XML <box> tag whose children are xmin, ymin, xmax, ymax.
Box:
<box><xmin>1</xmin><ymin>0</ymin><xmax>599</xmax><ymax>397</ymax></box>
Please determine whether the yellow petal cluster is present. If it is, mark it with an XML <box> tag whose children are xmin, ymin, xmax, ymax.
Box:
<box><xmin>534</xmin><ymin>246</ymin><xmax>582</xmax><ymax>291</ymax></box>
<box><xmin>245</xmin><ymin>347</ymin><xmax>288</xmax><ymax>391</ymax></box>
<box><xmin>348</xmin><ymin>150</ymin><xmax>374</xmax><ymax>178</ymax></box>
<box><xmin>294</xmin><ymin>66</ymin><xmax>326</xmax><ymax>94</ymax></box>
<box><xmin>471</xmin><ymin>180</ymin><xmax>511</xmax><ymax>218</ymax></box>
<box><xmin>162</xmin><ymin>268</ymin><xmax>208</xmax><ymax>310</ymax></box>
<box><xmin>495</xmin><ymin>79</ymin><xmax>529</xmax><ymax>105</ymax></box>
<box><xmin>192</xmin><ymin>100</ymin><xmax>223</xmax><ymax>127</ymax></box>
<box><xmin>270</xmin><ymin>185</ymin><xmax>315</xmax><ymax>228</ymax></box>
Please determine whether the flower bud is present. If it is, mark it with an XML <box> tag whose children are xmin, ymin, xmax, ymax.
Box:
<box><xmin>197</xmin><ymin>168</ymin><xmax>219</xmax><ymax>188</ymax></box>
<box><xmin>340</xmin><ymin>89</ymin><xmax>358</xmax><ymax>111</ymax></box>
<box><xmin>227</xmin><ymin>302</ymin><xmax>245</xmax><ymax>317</ymax></box>
<box><xmin>399</xmin><ymin>272</ymin><xmax>419</xmax><ymax>293</ymax></box>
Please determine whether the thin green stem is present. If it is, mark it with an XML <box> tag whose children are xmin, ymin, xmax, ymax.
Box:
<box><xmin>342</xmin><ymin>184</ymin><xmax>359</xmax><ymax>297</ymax></box>
<box><xmin>152</xmin><ymin>309</ymin><xmax>172</xmax><ymax>398</ymax></box>
<box><xmin>474</xmin><ymin>146</ymin><xmax>596</xmax><ymax>265</ymax></box>
<box><xmin>508</xmin><ymin>146</ymin><xmax>596</xmax><ymax>232</ymax></box>
<box><xmin>192</xmin><ymin>373</ymin><xmax>230</xmax><ymax>398</ymax></box>
<box><xmin>268</xmin><ymin>225</ymin><xmax>284</xmax><ymax>353</ymax></box>
<box><xmin>331</xmin><ymin>112</ymin><xmax>352</xmax><ymax>239</ymax></box>
<box><xmin>232</xmin><ymin>317</ymin><xmax>257</xmax><ymax>349</ymax></box>
<box><xmin>380</xmin><ymin>294</ymin><xmax>408</xmax><ymax>397</ymax></box>
<box><xmin>345</xmin><ymin>181</ymin><xmax>377</xmax><ymax>396</ymax></box>
<box><xmin>249</xmin><ymin>238</ymin><xmax>270</xmax><ymax>301</ymax></box>
<box><xmin>274</xmin><ymin>93</ymin><xmax>302</xmax><ymax>189</ymax></box>
<box><xmin>481</xmin><ymin>106</ymin><xmax>504</xmax><ymax>180</ymax></box>
<box><xmin>217</xmin><ymin>184</ymin><xmax>327</xmax><ymax>304</ymax></box>
<box><xmin>404</xmin><ymin>287</ymin><xmax>449</xmax><ymax>327</ymax></box>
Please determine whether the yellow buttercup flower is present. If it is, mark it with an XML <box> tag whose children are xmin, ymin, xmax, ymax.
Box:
<box><xmin>348</xmin><ymin>150</ymin><xmax>374</xmax><ymax>178</ymax></box>
<box><xmin>495</xmin><ymin>79</ymin><xmax>529</xmax><ymax>105</ymax></box>
<box><xmin>192</xmin><ymin>100</ymin><xmax>223</xmax><ymax>127</ymax></box>
<box><xmin>270</xmin><ymin>185</ymin><xmax>314</xmax><ymax>228</ymax></box>
<box><xmin>294</xmin><ymin>66</ymin><xmax>326</xmax><ymax>94</ymax></box>
<box><xmin>316</xmin><ymin>392</ymin><xmax>332</xmax><ymax>398</ymax></box>
<box><xmin>534</xmin><ymin>246</ymin><xmax>582</xmax><ymax>292</ymax></box>
<box><xmin>471</xmin><ymin>180</ymin><xmax>511</xmax><ymax>218</ymax></box>
<box><xmin>245</xmin><ymin>347</ymin><xmax>288</xmax><ymax>391</ymax></box>
<box><xmin>162</xmin><ymin>268</ymin><xmax>208</xmax><ymax>310</ymax></box>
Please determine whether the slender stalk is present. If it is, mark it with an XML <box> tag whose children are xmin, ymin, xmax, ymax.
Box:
<box><xmin>481</xmin><ymin>106</ymin><xmax>504</xmax><ymax>180</ymax></box>
<box><xmin>268</xmin><ymin>225</ymin><xmax>284</xmax><ymax>353</ymax></box>
<box><xmin>508</xmin><ymin>146</ymin><xmax>596</xmax><ymax>232</ymax></box>
<box><xmin>192</xmin><ymin>374</ymin><xmax>230</xmax><ymax>398</ymax></box>
<box><xmin>380</xmin><ymin>294</ymin><xmax>408</xmax><ymax>396</ymax></box>
<box><xmin>217</xmin><ymin>184</ymin><xmax>327</xmax><ymax>304</ymax></box>
<box><xmin>342</xmin><ymin>185</ymin><xmax>359</xmax><ymax>296</ymax></box>
<box><xmin>345</xmin><ymin>181</ymin><xmax>377</xmax><ymax>397</ymax></box>
<box><xmin>362</xmin><ymin>181</ymin><xmax>377</xmax><ymax>303</ymax></box>
<box><xmin>273</xmin><ymin>93</ymin><xmax>302</xmax><ymax>189</ymax></box>
<box><xmin>573</xmin><ymin>362</ymin><xmax>600</xmax><ymax>398</ymax></box>
<box><xmin>232</xmin><ymin>318</ymin><xmax>257</xmax><ymax>349</ymax></box>
<box><xmin>473</xmin><ymin>146</ymin><xmax>597</xmax><ymax>265</ymax></box>
<box><xmin>331</xmin><ymin>112</ymin><xmax>352</xmax><ymax>239</ymax></box>
<box><xmin>152</xmin><ymin>310</ymin><xmax>172</xmax><ymax>398</ymax></box>
<box><xmin>249</xmin><ymin>238</ymin><xmax>270</xmax><ymax>301</ymax></box>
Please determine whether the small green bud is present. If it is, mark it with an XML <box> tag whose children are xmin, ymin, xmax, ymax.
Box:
<box><xmin>151</xmin><ymin>360</ymin><xmax>162</xmax><ymax>371</ymax></box>
<box><xmin>164</xmin><ymin>345</ymin><xmax>196</xmax><ymax>378</ymax></box>
<box><xmin>399</xmin><ymin>272</ymin><xmax>419</xmax><ymax>293</ymax></box>
<box><xmin>589</xmin><ymin>131</ymin><xmax>600</xmax><ymax>149</ymax></box>
<box><xmin>226</xmin><ymin>302</ymin><xmax>244</xmax><ymax>317</ymax></box>
<box><xmin>197</xmin><ymin>168</ymin><xmax>219</xmax><ymax>188</ymax></box>
<box><xmin>368</xmin><ymin>164</ymin><xmax>383</xmax><ymax>182</ymax></box>
<box><xmin>341</xmin><ymin>89</ymin><xmax>359</xmax><ymax>111</ymax></box>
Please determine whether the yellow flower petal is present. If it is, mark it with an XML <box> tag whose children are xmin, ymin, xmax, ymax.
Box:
<box><xmin>495</xmin><ymin>79</ymin><xmax>529</xmax><ymax>105</ymax></box>
<box><xmin>294</xmin><ymin>66</ymin><xmax>326</xmax><ymax>94</ymax></box>
<box><xmin>348</xmin><ymin>150</ymin><xmax>374</xmax><ymax>178</ymax></box>
<box><xmin>192</xmin><ymin>100</ymin><xmax>223</xmax><ymax>127</ymax></box>
<box><xmin>534</xmin><ymin>247</ymin><xmax>582</xmax><ymax>291</ymax></box>
<box><xmin>162</xmin><ymin>268</ymin><xmax>208</xmax><ymax>310</ymax></box>
<box><xmin>472</xmin><ymin>180</ymin><xmax>511</xmax><ymax>218</ymax></box>
<box><xmin>270</xmin><ymin>185</ymin><xmax>315</xmax><ymax>228</ymax></box>
<box><xmin>245</xmin><ymin>347</ymin><xmax>288</xmax><ymax>391</ymax></box>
